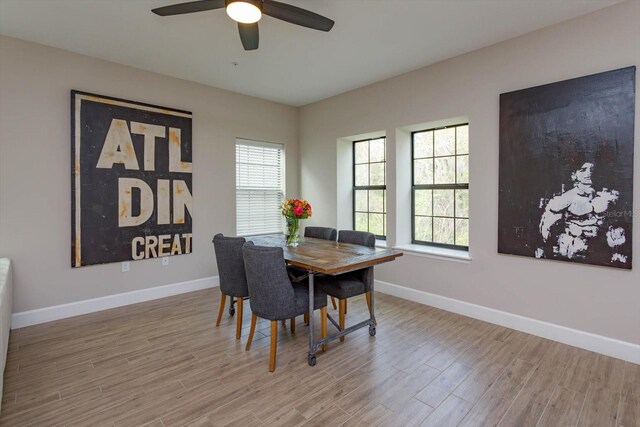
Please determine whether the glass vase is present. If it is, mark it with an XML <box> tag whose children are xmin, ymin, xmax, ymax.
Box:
<box><xmin>285</xmin><ymin>217</ymin><xmax>301</xmax><ymax>246</ymax></box>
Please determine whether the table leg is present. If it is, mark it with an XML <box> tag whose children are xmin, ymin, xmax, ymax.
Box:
<box><xmin>369</xmin><ymin>270</ymin><xmax>376</xmax><ymax>336</ymax></box>
<box><xmin>229</xmin><ymin>296</ymin><xmax>235</xmax><ymax>316</ymax></box>
<box><xmin>307</xmin><ymin>272</ymin><xmax>317</xmax><ymax>366</ymax></box>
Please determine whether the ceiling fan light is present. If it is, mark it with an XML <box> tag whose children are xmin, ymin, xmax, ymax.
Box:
<box><xmin>226</xmin><ymin>0</ymin><xmax>262</xmax><ymax>24</ymax></box>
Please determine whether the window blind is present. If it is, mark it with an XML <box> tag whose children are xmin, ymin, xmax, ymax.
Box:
<box><xmin>236</xmin><ymin>139</ymin><xmax>285</xmax><ymax>236</ymax></box>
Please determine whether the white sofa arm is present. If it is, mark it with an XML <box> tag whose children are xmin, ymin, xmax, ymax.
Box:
<box><xmin>0</xmin><ymin>258</ymin><xmax>13</xmax><ymax>415</ymax></box>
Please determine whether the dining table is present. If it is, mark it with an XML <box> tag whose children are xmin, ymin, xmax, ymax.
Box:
<box><xmin>246</xmin><ymin>233</ymin><xmax>403</xmax><ymax>366</ymax></box>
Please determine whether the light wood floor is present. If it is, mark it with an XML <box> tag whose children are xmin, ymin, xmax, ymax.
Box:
<box><xmin>0</xmin><ymin>288</ymin><xmax>637</xmax><ymax>427</ymax></box>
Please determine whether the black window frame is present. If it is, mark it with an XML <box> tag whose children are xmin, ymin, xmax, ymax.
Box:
<box><xmin>411</xmin><ymin>123</ymin><xmax>469</xmax><ymax>250</ymax></box>
<box><xmin>353</xmin><ymin>137</ymin><xmax>387</xmax><ymax>240</ymax></box>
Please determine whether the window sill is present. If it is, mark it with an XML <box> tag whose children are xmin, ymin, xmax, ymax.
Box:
<box><xmin>237</xmin><ymin>231</ymin><xmax>283</xmax><ymax>238</ymax></box>
<box><xmin>392</xmin><ymin>244</ymin><xmax>471</xmax><ymax>263</ymax></box>
<box><xmin>375</xmin><ymin>240</ymin><xmax>387</xmax><ymax>249</ymax></box>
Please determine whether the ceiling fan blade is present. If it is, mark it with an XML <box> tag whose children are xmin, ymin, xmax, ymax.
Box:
<box><xmin>262</xmin><ymin>0</ymin><xmax>334</xmax><ymax>32</ymax></box>
<box><xmin>152</xmin><ymin>0</ymin><xmax>225</xmax><ymax>16</ymax></box>
<box><xmin>238</xmin><ymin>22</ymin><xmax>259</xmax><ymax>50</ymax></box>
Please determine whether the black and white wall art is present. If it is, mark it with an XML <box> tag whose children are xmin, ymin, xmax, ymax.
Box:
<box><xmin>71</xmin><ymin>91</ymin><xmax>193</xmax><ymax>268</ymax></box>
<box><xmin>498</xmin><ymin>67</ymin><xmax>635</xmax><ymax>269</ymax></box>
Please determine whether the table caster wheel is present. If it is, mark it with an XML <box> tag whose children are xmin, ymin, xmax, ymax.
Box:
<box><xmin>369</xmin><ymin>325</ymin><xmax>376</xmax><ymax>336</ymax></box>
<box><xmin>229</xmin><ymin>307</ymin><xmax>235</xmax><ymax>316</ymax></box>
<box><xmin>307</xmin><ymin>354</ymin><xmax>317</xmax><ymax>366</ymax></box>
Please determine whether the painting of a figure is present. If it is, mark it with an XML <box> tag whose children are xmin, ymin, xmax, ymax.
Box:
<box><xmin>498</xmin><ymin>67</ymin><xmax>635</xmax><ymax>269</ymax></box>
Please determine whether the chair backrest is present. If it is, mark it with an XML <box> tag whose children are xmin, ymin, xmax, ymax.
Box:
<box><xmin>212</xmin><ymin>234</ymin><xmax>249</xmax><ymax>298</ymax></box>
<box><xmin>304</xmin><ymin>226</ymin><xmax>337</xmax><ymax>241</ymax></box>
<box><xmin>242</xmin><ymin>243</ymin><xmax>296</xmax><ymax>320</ymax></box>
<box><xmin>338</xmin><ymin>230</ymin><xmax>376</xmax><ymax>247</ymax></box>
<box><xmin>338</xmin><ymin>230</ymin><xmax>375</xmax><ymax>289</ymax></box>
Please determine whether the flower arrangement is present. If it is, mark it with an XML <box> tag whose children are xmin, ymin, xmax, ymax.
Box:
<box><xmin>281</xmin><ymin>198</ymin><xmax>312</xmax><ymax>219</ymax></box>
<box><xmin>281</xmin><ymin>198</ymin><xmax>312</xmax><ymax>246</ymax></box>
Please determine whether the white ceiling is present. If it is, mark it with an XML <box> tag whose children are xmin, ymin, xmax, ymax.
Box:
<box><xmin>0</xmin><ymin>0</ymin><xmax>622</xmax><ymax>106</ymax></box>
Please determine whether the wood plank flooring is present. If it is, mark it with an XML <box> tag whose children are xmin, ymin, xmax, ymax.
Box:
<box><xmin>0</xmin><ymin>288</ymin><xmax>637</xmax><ymax>426</ymax></box>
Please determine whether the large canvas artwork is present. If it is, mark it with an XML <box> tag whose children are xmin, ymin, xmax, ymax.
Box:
<box><xmin>71</xmin><ymin>91</ymin><xmax>193</xmax><ymax>268</ymax></box>
<box><xmin>498</xmin><ymin>67</ymin><xmax>635</xmax><ymax>269</ymax></box>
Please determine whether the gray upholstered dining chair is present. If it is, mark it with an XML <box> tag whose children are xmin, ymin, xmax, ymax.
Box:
<box><xmin>316</xmin><ymin>230</ymin><xmax>375</xmax><ymax>342</ymax></box>
<box><xmin>289</xmin><ymin>226</ymin><xmax>339</xmax><ymax>316</ymax></box>
<box><xmin>212</xmin><ymin>234</ymin><xmax>249</xmax><ymax>339</ymax></box>
<box><xmin>304</xmin><ymin>226</ymin><xmax>337</xmax><ymax>241</ymax></box>
<box><xmin>243</xmin><ymin>243</ymin><xmax>328</xmax><ymax>372</ymax></box>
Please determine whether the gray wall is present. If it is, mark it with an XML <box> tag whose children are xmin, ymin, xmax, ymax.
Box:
<box><xmin>299</xmin><ymin>1</ymin><xmax>640</xmax><ymax>344</ymax></box>
<box><xmin>0</xmin><ymin>36</ymin><xmax>299</xmax><ymax>313</ymax></box>
<box><xmin>1</xmin><ymin>2</ymin><xmax>638</xmax><ymax>346</ymax></box>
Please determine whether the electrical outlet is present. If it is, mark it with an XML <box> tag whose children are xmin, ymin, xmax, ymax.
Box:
<box><xmin>121</xmin><ymin>261</ymin><xmax>130</xmax><ymax>272</ymax></box>
<box><xmin>162</xmin><ymin>257</ymin><xmax>169</xmax><ymax>266</ymax></box>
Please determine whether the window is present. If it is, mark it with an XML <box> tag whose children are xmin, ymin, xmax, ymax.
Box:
<box><xmin>353</xmin><ymin>137</ymin><xmax>386</xmax><ymax>239</ymax></box>
<box><xmin>412</xmin><ymin>124</ymin><xmax>469</xmax><ymax>249</ymax></box>
<box><xmin>236</xmin><ymin>139</ymin><xmax>285</xmax><ymax>236</ymax></box>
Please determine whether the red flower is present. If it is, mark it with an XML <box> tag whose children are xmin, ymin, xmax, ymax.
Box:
<box><xmin>282</xmin><ymin>197</ymin><xmax>312</xmax><ymax>219</ymax></box>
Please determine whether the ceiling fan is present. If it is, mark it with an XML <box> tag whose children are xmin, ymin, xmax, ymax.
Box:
<box><xmin>152</xmin><ymin>0</ymin><xmax>335</xmax><ymax>51</ymax></box>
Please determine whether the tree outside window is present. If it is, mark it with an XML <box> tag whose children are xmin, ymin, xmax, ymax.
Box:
<box><xmin>412</xmin><ymin>125</ymin><xmax>469</xmax><ymax>249</ymax></box>
<box><xmin>353</xmin><ymin>138</ymin><xmax>386</xmax><ymax>239</ymax></box>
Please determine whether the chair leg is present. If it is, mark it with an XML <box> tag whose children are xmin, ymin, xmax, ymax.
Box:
<box><xmin>331</xmin><ymin>297</ymin><xmax>337</xmax><ymax>310</ymax></box>
<box><xmin>236</xmin><ymin>297</ymin><xmax>243</xmax><ymax>339</ymax></box>
<box><xmin>290</xmin><ymin>316</ymin><xmax>296</xmax><ymax>334</ymax></box>
<box><xmin>303</xmin><ymin>312</ymin><xmax>309</xmax><ymax>325</ymax></box>
<box><xmin>366</xmin><ymin>291</ymin><xmax>377</xmax><ymax>325</ymax></box>
<box><xmin>321</xmin><ymin>306</ymin><xmax>328</xmax><ymax>352</ymax></box>
<box><xmin>269</xmin><ymin>320</ymin><xmax>278</xmax><ymax>372</ymax></box>
<box><xmin>281</xmin><ymin>319</ymin><xmax>286</xmax><ymax>326</ymax></box>
<box><xmin>216</xmin><ymin>293</ymin><xmax>227</xmax><ymax>326</ymax></box>
<box><xmin>339</xmin><ymin>299</ymin><xmax>346</xmax><ymax>342</ymax></box>
<box><xmin>245</xmin><ymin>313</ymin><xmax>257</xmax><ymax>351</ymax></box>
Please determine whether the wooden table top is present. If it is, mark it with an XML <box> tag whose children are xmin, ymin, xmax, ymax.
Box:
<box><xmin>246</xmin><ymin>233</ymin><xmax>403</xmax><ymax>275</ymax></box>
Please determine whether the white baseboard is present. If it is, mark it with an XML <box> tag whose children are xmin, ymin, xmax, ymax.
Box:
<box><xmin>11</xmin><ymin>276</ymin><xmax>219</xmax><ymax>329</ymax></box>
<box><xmin>375</xmin><ymin>280</ymin><xmax>640</xmax><ymax>364</ymax></box>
